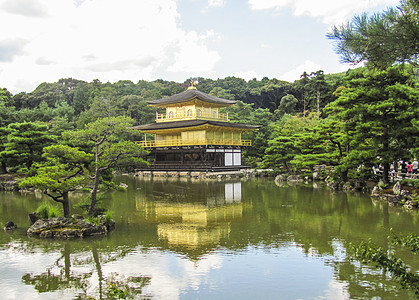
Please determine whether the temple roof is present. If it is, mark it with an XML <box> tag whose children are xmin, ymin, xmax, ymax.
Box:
<box><xmin>147</xmin><ymin>88</ymin><xmax>237</xmax><ymax>107</ymax></box>
<box><xmin>132</xmin><ymin>120</ymin><xmax>260</xmax><ymax>131</ymax></box>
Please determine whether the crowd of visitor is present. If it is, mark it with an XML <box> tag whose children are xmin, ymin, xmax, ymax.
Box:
<box><xmin>391</xmin><ymin>158</ymin><xmax>418</xmax><ymax>178</ymax></box>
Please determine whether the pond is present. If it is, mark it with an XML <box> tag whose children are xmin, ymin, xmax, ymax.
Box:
<box><xmin>0</xmin><ymin>176</ymin><xmax>418</xmax><ymax>299</ymax></box>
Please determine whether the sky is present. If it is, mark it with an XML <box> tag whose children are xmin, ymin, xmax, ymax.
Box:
<box><xmin>0</xmin><ymin>0</ymin><xmax>399</xmax><ymax>94</ymax></box>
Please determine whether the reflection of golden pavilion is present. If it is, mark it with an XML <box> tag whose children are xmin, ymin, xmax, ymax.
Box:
<box><xmin>132</xmin><ymin>180</ymin><xmax>247</xmax><ymax>248</ymax></box>
<box><xmin>154</xmin><ymin>202</ymin><xmax>243</xmax><ymax>225</ymax></box>
<box><xmin>158</xmin><ymin>223</ymin><xmax>230</xmax><ymax>248</ymax></box>
<box><xmin>155</xmin><ymin>201</ymin><xmax>243</xmax><ymax>248</ymax></box>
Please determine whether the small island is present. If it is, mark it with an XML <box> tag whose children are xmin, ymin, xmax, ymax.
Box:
<box><xmin>27</xmin><ymin>215</ymin><xmax>115</xmax><ymax>239</ymax></box>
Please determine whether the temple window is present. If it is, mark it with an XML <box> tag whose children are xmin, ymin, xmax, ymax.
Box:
<box><xmin>187</xmin><ymin>109</ymin><xmax>193</xmax><ymax>117</ymax></box>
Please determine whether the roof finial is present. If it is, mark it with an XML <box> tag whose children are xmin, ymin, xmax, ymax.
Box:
<box><xmin>187</xmin><ymin>79</ymin><xmax>197</xmax><ymax>90</ymax></box>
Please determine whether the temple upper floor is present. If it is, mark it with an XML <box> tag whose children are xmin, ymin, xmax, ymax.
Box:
<box><xmin>156</xmin><ymin>105</ymin><xmax>229</xmax><ymax>123</ymax></box>
<box><xmin>148</xmin><ymin>86</ymin><xmax>236</xmax><ymax>124</ymax></box>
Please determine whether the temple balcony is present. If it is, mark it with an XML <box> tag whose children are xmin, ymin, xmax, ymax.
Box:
<box><xmin>155</xmin><ymin>111</ymin><xmax>229</xmax><ymax>123</ymax></box>
<box><xmin>136</xmin><ymin>138</ymin><xmax>252</xmax><ymax>148</ymax></box>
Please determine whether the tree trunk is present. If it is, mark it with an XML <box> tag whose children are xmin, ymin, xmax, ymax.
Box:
<box><xmin>303</xmin><ymin>93</ymin><xmax>307</xmax><ymax>117</ymax></box>
<box><xmin>64</xmin><ymin>243</ymin><xmax>71</xmax><ymax>279</ymax></box>
<box><xmin>283</xmin><ymin>162</ymin><xmax>292</xmax><ymax>174</ymax></box>
<box><xmin>316</xmin><ymin>90</ymin><xmax>320</xmax><ymax>115</ymax></box>
<box><xmin>382</xmin><ymin>163</ymin><xmax>390</xmax><ymax>184</ymax></box>
<box><xmin>87</xmin><ymin>169</ymin><xmax>101</xmax><ymax>216</ymax></box>
<box><xmin>341</xmin><ymin>169</ymin><xmax>348</xmax><ymax>182</ymax></box>
<box><xmin>88</xmin><ymin>142</ymin><xmax>101</xmax><ymax>217</ymax></box>
<box><xmin>63</xmin><ymin>192</ymin><xmax>70</xmax><ymax>218</ymax></box>
<box><xmin>382</xmin><ymin>132</ymin><xmax>390</xmax><ymax>184</ymax></box>
<box><xmin>92</xmin><ymin>246</ymin><xmax>103</xmax><ymax>299</ymax></box>
<box><xmin>0</xmin><ymin>161</ymin><xmax>7</xmax><ymax>174</ymax></box>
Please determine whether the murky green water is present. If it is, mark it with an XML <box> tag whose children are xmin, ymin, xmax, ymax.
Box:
<box><xmin>1</xmin><ymin>176</ymin><xmax>419</xmax><ymax>299</ymax></box>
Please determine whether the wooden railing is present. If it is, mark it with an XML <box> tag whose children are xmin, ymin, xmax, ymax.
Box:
<box><xmin>149</xmin><ymin>162</ymin><xmax>214</xmax><ymax>170</ymax></box>
<box><xmin>156</xmin><ymin>111</ymin><xmax>229</xmax><ymax>122</ymax></box>
<box><xmin>136</xmin><ymin>139</ymin><xmax>252</xmax><ymax>148</ymax></box>
<box><xmin>373</xmin><ymin>168</ymin><xmax>418</xmax><ymax>180</ymax></box>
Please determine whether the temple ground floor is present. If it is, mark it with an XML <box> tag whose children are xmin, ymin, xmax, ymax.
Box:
<box><xmin>138</xmin><ymin>145</ymin><xmax>247</xmax><ymax>171</ymax></box>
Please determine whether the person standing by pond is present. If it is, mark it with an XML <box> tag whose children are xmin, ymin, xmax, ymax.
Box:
<box><xmin>393</xmin><ymin>161</ymin><xmax>398</xmax><ymax>173</ymax></box>
<box><xmin>412</xmin><ymin>158</ymin><xmax>418</xmax><ymax>178</ymax></box>
<box><xmin>401</xmin><ymin>160</ymin><xmax>407</xmax><ymax>178</ymax></box>
<box><xmin>407</xmin><ymin>161</ymin><xmax>413</xmax><ymax>175</ymax></box>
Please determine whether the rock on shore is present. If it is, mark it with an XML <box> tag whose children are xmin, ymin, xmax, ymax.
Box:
<box><xmin>371</xmin><ymin>182</ymin><xmax>418</xmax><ymax>209</ymax></box>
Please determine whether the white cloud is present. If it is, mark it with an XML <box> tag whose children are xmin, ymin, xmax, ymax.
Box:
<box><xmin>235</xmin><ymin>70</ymin><xmax>261</xmax><ymax>81</ymax></box>
<box><xmin>248</xmin><ymin>0</ymin><xmax>400</xmax><ymax>24</ymax></box>
<box><xmin>167</xmin><ymin>30</ymin><xmax>221</xmax><ymax>73</ymax></box>
<box><xmin>35</xmin><ymin>56</ymin><xmax>55</xmax><ymax>65</ymax></box>
<box><xmin>0</xmin><ymin>0</ymin><xmax>48</xmax><ymax>18</ymax></box>
<box><xmin>278</xmin><ymin>60</ymin><xmax>322</xmax><ymax>82</ymax></box>
<box><xmin>0</xmin><ymin>39</ymin><xmax>28</xmax><ymax>62</ymax></box>
<box><xmin>202</xmin><ymin>0</ymin><xmax>226</xmax><ymax>13</ymax></box>
<box><xmin>0</xmin><ymin>0</ymin><xmax>221</xmax><ymax>93</ymax></box>
<box><xmin>208</xmin><ymin>0</ymin><xmax>226</xmax><ymax>8</ymax></box>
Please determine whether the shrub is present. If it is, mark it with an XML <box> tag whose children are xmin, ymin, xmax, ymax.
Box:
<box><xmin>48</xmin><ymin>206</ymin><xmax>59</xmax><ymax>218</ymax></box>
<box><xmin>104</xmin><ymin>211</ymin><xmax>114</xmax><ymax>226</ymax></box>
<box><xmin>36</xmin><ymin>204</ymin><xmax>59</xmax><ymax>219</ymax></box>
<box><xmin>86</xmin><ymin>216</ymin><xmax>101</xmax><ymax>225</ymax></box>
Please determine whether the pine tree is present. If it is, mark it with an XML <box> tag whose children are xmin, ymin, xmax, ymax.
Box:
<box><xmin>324</xmin><ymin>66</ymin><xmax>419</xmax><ymax>183</ymax></box>
<box><xmin>20</xmin><ymin>145</ymin><xmax>92</xmax><ymax>217</ymax></box>
<box><xmin>1</xmin><ymin>122</ymin><xmax>54</xmax><ymax>170</ymax></box>
<box><xmin>63</xmin><ymin>116</ymin><xmax>148</xmax><ymax>216</ymax></box>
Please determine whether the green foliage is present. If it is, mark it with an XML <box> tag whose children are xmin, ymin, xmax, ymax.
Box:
<box><xmin>20</xmin><ymin>145</ymin><xmax>92</xmax><ymax>193</ymax></box>
<box><xmin>104</xmin><ymin>211</ymin><xmax>114</xmax><ymax>227</ymax></box>
<box><xmin>349</xmin><ymin>239</ymin><xmax>419</xmax><ymax>294</ymax></box>
<box><xmin>106</xmin><ymin>282</ymin><xmax>129</xmax><ymax>299</ymax></box>
<box><xmin>263</xmin><ymin>113</ymin><xmax>338</xmax><ymax>173</ymax></box>
<box><xmin>75</xmin><ymin>195</ymin><xmax>106</xmax><ymax>216</ymax></box>
<box><xmin>323</xmin><ymin>66</ymin><xmax>419</xmax><ymax>182</ymax></box>
<box><xmin>20</xmin><ymin>145</ymin><xmax>92</xmax><ymax>217</ymax></box>
<box><xmin>36</xmin><ymin>204</ymin><xmax>50</xmax><ymax>219</ymax></box>
<box><xmin>274</xmin><ymin>94</ymin><xmax>298</xmax><ymax>118</ymax></box>
<box><xmin>64</xmin><ymin>116</ymin><xmax>148</xmax><ymax>216</ymax></box>
<box><xmin>392</xmin><ymin>231</ymin><xmax>419</xmax><ymax>253</ymax></box>
<box><xmin>221</xmin><ymin>101</ymin><xmax>273</xmax><ymax>164</ymax></box>
<box><xmin>327</xmin><ymin>1</ymin><xmax>419</xmax><ymax>69</ymax></box>
<box><xmin>209</xmin><ymin>87</ymin><xmax>235</xmax><ymax>100</ymax></box>
<box><xmin>0</xmin><ymin>122</ymin><xmax>54</xmax><ymax>170</ymax></box>
<box><xmin>400</xmin><ymin>179</ymin><xmax>419</xmax><ymax>189</ymax></box>
<box><xmin>36</xmin><ymin>203</ymin><xmax>59</xmax><ymax>219</ymax></box>
<box><xmin>86</xmin><ymin>215</ymin><xmax>101</xmax><ymax>225</ymax></box>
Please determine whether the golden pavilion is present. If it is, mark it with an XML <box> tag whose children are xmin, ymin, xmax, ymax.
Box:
<box><xmin>133</xmin><ymin>83</ymin><xmax>260</xmax><ymax>170</ymax></box>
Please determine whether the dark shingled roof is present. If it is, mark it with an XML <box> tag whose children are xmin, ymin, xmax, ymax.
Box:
<box><xmin>147</xmin><ymin>88</ymin><xmax>237</xmax><ymax>106</ymax></box>
<box><xmin>132</xmin><ymin>120</ymin><xmax>261</xmax><ymax>131</ymax></box>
